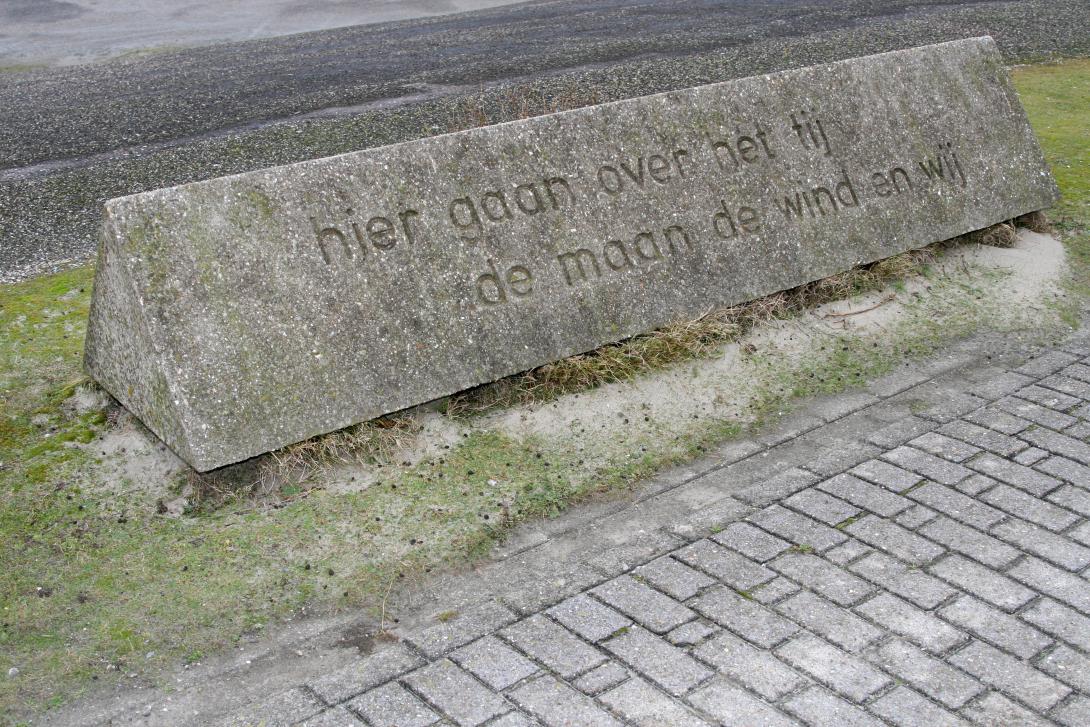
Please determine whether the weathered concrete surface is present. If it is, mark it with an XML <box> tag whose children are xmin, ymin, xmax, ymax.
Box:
<box><xmin>84</xmin><ymin>38</ymin><xmax>1058</xmax><ymax>470</ymax></box>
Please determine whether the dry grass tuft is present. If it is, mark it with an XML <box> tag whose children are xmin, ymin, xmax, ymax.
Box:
<box><xmin>966</xmin><ymin>221</ymin><xmax>1018</xmax><ymax>248</ymax></box>
<box><xmin>444</xmin><ymin>243</ymin><xmax>953</xmax><ymax>416</ymax></box>
<box><xmin>268</xmin><ymin>414</ymin><xmax>423</xmax><ymax>476</ymax></box>
<box><xmin>185</xmin><ymin>415</ymin><xmax>423</xmax><ymax>509</ymax></box>
<box><xmin>1015</xmin><ymin>210</ymin><xmax>1051</xmax><ymax>234</ymax></box>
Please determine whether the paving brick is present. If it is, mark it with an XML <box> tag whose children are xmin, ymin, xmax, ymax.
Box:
<box><xmin>673</xmin><ymin>539</ymin><xmax>777</xmax><ymax>590</ymax></box>
<box><xmin>1036</xmin><ymin>455</ymin><xmax>1090</xmax><ymax>486</ymax></box>
<box><xmin>545</xmin><ymin>594</ymin><xmax>630</xmax><ymax>644</ymax></box>
<box><xmin>1021</xmin><ymin>598</ymin><xmax>1090</xmax><ymax>651</ymax></box>
<box><xmin>752</xmin><ymin>575</ymin><xmax>802</xmax><ymax>604</ymax></box>
<box><xmin>947</xmin><ymin>640</ymin><xmax>1071</xmax><ymax>712</ymax></box>
<box><xmin>633</xmin><ymin>556</ymin><xmax>714</xmax><ymax>600</ymax></box>
<box><xmin>1047</xmin><ymin>484</ymin><xmax>1090</xmax><ymax>517</ymax></box>
<box><xmin>955</xmin><ymin>473</ymin><xmax>998</xmax><ymax>496</ymax></box>
<box><xmin>894</xmin><ymin>504</ymin><xmax>939</xmax><ymax>529</ymax></box>
<box><xmin>602</xmin><ymin>626</ymin><xmax>712</xmax><ymax>696</ymax></box>
<box><xmin>508</xmin><ymin>674</ymin><xmax>623</xmax><ymax>727</ymax></box>
<box><xmin>906</xmin><ymin>482</ymin><xmax>1005</xmax><ymax>530</ymax></box>
<box><xmin>806</xmin><ymin>441</ymin><xmax>886</xmax><ymax>479</ymax></box>
<box><xmin>918</xmin><ymin>517</ymin><xmax>1020</xmax><ymax>569</ymax></box>
<box><xmin>845</xmin><ymin>515</ymin><xmax>945</xmax><ymax>565</ymax></box>
<box><xmin>571</xmin><ymin>661</ymin><xmax>629</xmax><ymax>695</ymax></box>
<box><xmin>735</xmin><ymin>467</ymin><xmax>821</xmax><ymax>507</ymax></box>
<box><xmin>1062</xmin><ymin>361</ymin><xmax>1090</xmax><ymax>382</ymax></box>
<box><xmin>851</xmin><ymin>459</ymin><xmax>924</xmax><ymax>491</ymax></box>
<box><xmin>692</xmin><ymin>629</ymin><xmax>808</xmax><ymax>700</ymax></box>
<box><xmin>403</xmin><ymin>659</ymin><xmax>510</xmax><ymax>727</ymax></box>
<box><xmin>1015</xmin><ymin>351</ymin><xmax>1081</xmax><ymax>378</ymax></box>
<box><xmin>598</xmin><ymin>676</ymin><xmax>712</xmax><ymax>726</ymax></box>
<box><xmin>1014</xmin><ymin>446</ymin><xmax>1049</xmax><ymax>466</ymax></box>
<box><xmin>450</xmin><ymin>636</ymin><xmax>538</xmax><ymax>691</ymax></box>
<box><xmin>666</xmin><ymin>496</ymin><xmax>751</xmax><ymax>542</ymax></box>
<box><xmin>1039</xmin><ymin>645</ymin><xmax>1090</xmax><ymax>693</ymax></box>
<box><xmin>295</xmin><ymin>706</ymin><xmax>366</xmax><ymax>727</ymax></box>
<box><xmin>784</xmin><ymin>488</ymin><xmax>860</xmax><ymax>526</ymax></box>
<box><xmin>964</xmin><ymin>406</ymin><xmax>1031</xmax><ymax>435</ymax></box>
<box><xmin>710</xmin><ymin>521</ymin><xmax>791</xmax><ymax>562</ymax></box>
<box><xmin>854</xmin><ymin>592</ymin><xmax>965</xmax><ymax>654</ymax></box>
<box><xmin>347</xmin><ymin>683</ymin><xmax>439</xmax><ymax>727</ymax></box>
<box><xmin>824</xmin><ymin>539</ymin><xmax>873</xmax><ymax>566</ymax></box>
<box><xmin>220</xmin><ymin>687</ymin><xmax>324</xmax><ymax>727</ymax></box>
<box><xmin>867</xmin><ymin>686</ymin><xmax>971</xmax><ymax>727</ymax></box>
<box><xmin>865</xmin><ymin>367</ymin><xmax>931</xmax><ymax>398</ymax></box>
<box><xmin>914</xmin><ymin>390</ymin><xmax>987</xmax><ymax>424</ymax></box>
<box><xmin>781</xmin><ymin>685</ymin><xmax>884</xmax><ymax>727</ymax></box>
<box><xmin>909</xmin><ymin>432</ymin><xmax>981</xmax><ymax>462</ymax></box>
<box><xmin>308</xmin><ymin>643</ymin><xmax>424</xmax><ymax>704</ymax></box>
<box><xmin>818</xmin><ymin>473</ymin><xmax>912</xmax><ymax>517</ymax></box>
<box><xmin>968</xmin><ymin>453</ymin><xmax>1062</xmax><ymax>496</ymax></box>
<box><xmin>929</xmin><ymin>554</ymin><xmax>1036</xmax><ymax>612</ymax></box>
<box><xmin>1009</xmin><ymin>556</ymin><xmax>1090</xmax><ymax>613</ymax></box>
<box><xmin>485</xmin><ymin>713</ymin><xmax>535</xmax><ymax>727</ymax></box>
<box><xmin>590</xmin><ymin>575</ymin><xmax>695</xmax><ymax>634</ymax></box>
<box><xmin>1069</xmin><ymin>521</ymin><xmax>1090</xmax><ymax>547</ymax></box>
<box><xmin>849</xmin><ymin>552</ymin><xmax>956</xmax><ymax>609</ymax></box>
<box><xmin>1053</xmin><ymin>695</ymin><xmax>1090</xmax><ymax>727</ymax></box>
<box><xmin>747</xmin><ymin>504</ymin><xmax>847</xmax><ymax>552</ymax></box>
<box><xmin>959</xmin><ymin>691</ymin><xmax>1052</xmax><ymax>727</ymax></box>
<box><xmin>866</xmin><ymin>415</ymin><xmax>936</xmax><ymax>449</ymax></box>
<box><xmin>690</xmin><ymin>585</ymin><xmax>799</xmax><ymax>648</ymax></box>
<box><xmin>938</xmin><ymin>595</ymin><xmax>1052</xmax><ymax>659</ymax></box>
<box><xmin>586</xmin><ymin>529</ymin><xmax>686</xmax><ymax>578</ymax></box>
<box><xmin>868</xmin><ymin>639</ymin><xmax>983</xmax><ymax>709</ymax></box>
<box><xmin>1016</xmin><ymin>382</ymin><xmax>1082</xmax><ymax>409</ymax></box>
<box><xmin>938</xmin><ymin>420</ymin><xmax>1027</xmax><ymax>457</ymax></box>
<box><xmin>994</xmin><ymin>395</ymin><xmax>1078</xmax><ymax>430</ymax></box>
<box><xmin>1041</xmin><ymin>373</ymin><xmax>1090</xmax><ymax>400</ymax></box>
<box><xmin>498</xmin><ymin>615</ymin><xmax>606</xmax><ymax>679</ymax></box>
<box><xmin>1065</xmin><ymin>420</ymin><xmax>1090</xmax><ymax>439</ymax></box>
<box><xmin>500</xmin><ymin>560</ymin><xmax>605</xmax><ymax>616</ymax></box>
<box><xmin>970</xmin><ymin>371</ymin><xmax>1036</xmax><ymax>401</ymax></box>
<box><xmin>776</xmin><ymin>634</ymin><xmax>892</xmax><ymax>702</ymax></box>
<box><xmin>1021</xmin><ymin>426</ymin><xmax>1090</xmax><ymax>467</ymax></box>
<box><xmin>665</xmin><ymin>620</ymin><xmax>717</xmax><ymax>646</ymax></box>
<box><xmin>768</xmin><ymin>552</ymin><xmax>875</xmax><ymax>605</ymax></box>
<box><xmin>685</xmin><ymin>677</ymin><xmax>798</xmax><ymax>727</ymax></box>
<box><xmin>990</xmin><ymin>517</ymin><xmax>1090</xmax><ymax>571</ymax></box>
<box><xmin>404</xmin><ymin>601</ymin><xmax>518</xmax><ymax>659</ymax></box>
<box><xmin>980</xmin><ymin>484</ymin><xmax>1079</xmax><ymax>532</ymax></box>
<box><xmin>776</xmin><ymin>591</ymin><xmax>883</xmax><ymax>653</ymax></box>
<box><xmin>883</xmin><ymin>446</ymin><xmax>974</xmax><ymax>485</ymax></box>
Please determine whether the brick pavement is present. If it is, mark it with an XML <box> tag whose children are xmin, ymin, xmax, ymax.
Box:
<box><xmin>218</xmin><ymin>334</ymin><xmax>1090</xmax><ymax>727</ymax></box>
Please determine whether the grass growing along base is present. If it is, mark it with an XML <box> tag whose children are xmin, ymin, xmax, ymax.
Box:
<box><xmin>0</xmin><ymin>59</ymin><xmax>1088</xmax><ymax>724</ymax></box>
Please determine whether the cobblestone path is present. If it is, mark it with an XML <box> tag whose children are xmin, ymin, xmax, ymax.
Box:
<box><xmin>218</xmin><ymin>336</ymin><xmax>1090</xmax><ymax>727</ymax></box>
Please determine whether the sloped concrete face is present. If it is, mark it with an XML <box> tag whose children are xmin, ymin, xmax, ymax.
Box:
<box><xmin>84</xmin><ymin>37</ymin><xmax>1058</xmax><ymax>471</ymax></box>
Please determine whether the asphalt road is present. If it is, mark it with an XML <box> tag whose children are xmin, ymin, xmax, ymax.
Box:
<box><xmin>0</xmin><ymin>0</ymin><xmax>530</xmax><ymax>67</ymax></box>
<box><xmin>2</xmin><ymin>0</ymin><xmax>1089</xmax><ymax>281</ymax></box>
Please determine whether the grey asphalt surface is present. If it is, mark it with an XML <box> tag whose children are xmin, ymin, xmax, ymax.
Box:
<box><xmin>0</xmin><ymin>0</ymin><xmax>530</xmax><ymax>67</ymax></box>
<box><xmin>2</xmin><ymin>0</ymin><xmax>1090</xmax><ymax>282</ymax></box>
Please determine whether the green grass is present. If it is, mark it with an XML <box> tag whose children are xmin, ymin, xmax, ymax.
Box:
<box><xmin>1</xmin><ymin>58</ymin><xmax>1088</xmax><ymax>723</ymax></box>
<box><xmin>1014</xmin><ymin>60</ymin><xmax>1090</xmax><ymax>294</ymax></box>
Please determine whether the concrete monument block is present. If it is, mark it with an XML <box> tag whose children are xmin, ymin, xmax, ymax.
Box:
<box><xmin>84</xmin><ymin>37</ymin><xmax>1058</xmax><ymax>470</ymax></box>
